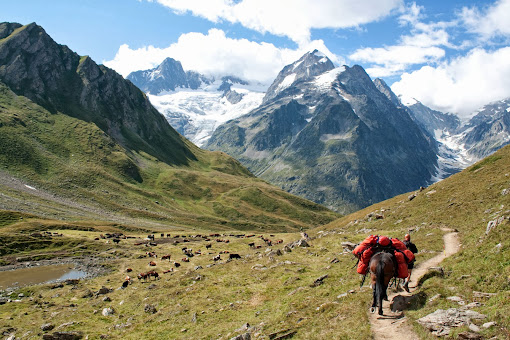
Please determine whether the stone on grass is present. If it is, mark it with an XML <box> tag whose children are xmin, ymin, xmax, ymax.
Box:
<box><xmin>42</xmin><ymin>331</ymin><xmax>83</xmax><ymax>340</ymax></box>
<box><xmin>230</xmin><ymin>332</ymin><xmax>251</xmax><ymax>340</ymax></box>
<box><xmin>102</xmin><ymin>307</ymin><xmax>115</xmax><ymax>316</ymax></box>
<box><xmin>482</xmin><ymin>321</ymin><xmax>496</xmax><ymax>328</ymax></box>
<box><xmin>310</xmin><ymin>275</ymin><xmax>328</xmax><ymax>287</ymax></box>
<box><xmin>457</xmin><ymin>331</ymin><xmax>482</xmax><ymax>340</ymax></box>
<box><xmin>96</xmin><ymin>287</ymin><xmax>112</xmax><ymax>296</ymax></box>
<box><xmin>144</xmin><ymin>304</ymin><xmax>157</xmax><ymax>314</ymax></box>
<box><xmin>468</xmin><ymin>323</ymin><xmax>480</xmax><ymax>332</ymax></box>
<box><xmin>41</xmin><ymin>323</ymin><xmax>55</xmax><ymax>331</ymax></box>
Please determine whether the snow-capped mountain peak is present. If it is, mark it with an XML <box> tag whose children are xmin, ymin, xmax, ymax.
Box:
<box><xmin>263</xmin><ymin>49</ymin><xmax>335</xmax><ymax>103</ymax></box>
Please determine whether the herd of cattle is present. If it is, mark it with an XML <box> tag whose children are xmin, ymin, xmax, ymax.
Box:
<box><xmin>101</xmin><ymin>232</ymin><xmax>285</xmax><ymax>288</ymax></box>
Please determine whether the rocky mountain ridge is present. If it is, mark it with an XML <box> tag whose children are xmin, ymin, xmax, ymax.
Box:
<box><xmin>207</xmin><ymin>51</ymin><xmax>438</xmax><ymax>213</ymax></box>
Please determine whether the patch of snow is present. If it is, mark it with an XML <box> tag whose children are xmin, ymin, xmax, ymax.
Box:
<box><xmin>398</xmin><ymin>94</ymin><xmax>418</xmax><ymax>106</ymax></box>
<box><xmin>319</xmin><ymin>57</ymin><xmax>328</xmax><ymax>63</ymax></box>
<box><xmin>320</xmin><ymin>132</ymin><xmax>353</xmax><ymax>142</ymax></box>
<box><xmin>24</xmin><ymin>184</ymin><xmax>36</xmax><ymax>190</ymax></box>
<box><xmin>313</xmin><ymin>50</ymin><xmax>327</xmax><ymax>58</ymax></box>
<box><xmin>276</xmin><ymin>73</ymin><xmax>297</xmax><ymax>94</ymax></box>
<box><xmin>292</xmin><ymin>60</ymin><xmax>304</xmax><ymax>71</ymax></box>
<box><xmin>314</xmin><ymin>67</ymin><xmax>346</xmax><ymax>92</ymax></box>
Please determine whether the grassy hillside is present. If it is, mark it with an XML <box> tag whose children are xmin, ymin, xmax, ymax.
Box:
<box><xmin>0</xmin><ymin>81</ymin><xmax>337</xmax><ymax>238</ymax></box>
<box><xmin>0</xmin><ymin>145</ymin><xmax>508</xmax><ymax>340</ymax></box>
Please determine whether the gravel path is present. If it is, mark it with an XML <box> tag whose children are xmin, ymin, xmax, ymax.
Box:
<box><xmin>369</xmin><ymin>230</ymin><xmax>460</xmax><ymax>340</ymax></box>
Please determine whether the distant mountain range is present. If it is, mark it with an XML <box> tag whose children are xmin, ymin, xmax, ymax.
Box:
<box><xmin>126</xmin><ymin>48</ymin><xmax>510</xmax><ymax>214</ymax></box>
<box><xmin>127</xmin><ymin>58</ymin><xmax>265</xmax><ymax>146</ymax></box>
<box><xmin>402</xmin><ymin>96</ymin><xmax>510</xmax><ymax>180</ymax></box>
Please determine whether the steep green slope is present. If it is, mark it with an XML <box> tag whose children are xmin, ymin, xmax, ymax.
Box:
<box><xmin>323</xmin><ymin>144</ymin><xmax>510</xmax><ymax>338</ymax></box>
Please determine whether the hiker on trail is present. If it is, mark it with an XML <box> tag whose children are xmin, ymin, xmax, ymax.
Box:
<box><xmin>403</xmin><ymin>233</ymin><xmax>418</xmax><ymax>292</ymax></box>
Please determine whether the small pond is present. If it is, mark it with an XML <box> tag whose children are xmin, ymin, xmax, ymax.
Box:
<box><xmin>0</xmin><ymin>264</ymin><xmax>89</xmax><ymax>290</ymax></box>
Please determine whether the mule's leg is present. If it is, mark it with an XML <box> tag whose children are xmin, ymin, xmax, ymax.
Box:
<box><xmin>370</xmin><ymin>286</ymin><xmax>377</xmax><ymax>313</ymax></box>
<box><xmin>378</xmin><ymin>286</ymin><xmax>386</xmax><ymax>315</ymax></box>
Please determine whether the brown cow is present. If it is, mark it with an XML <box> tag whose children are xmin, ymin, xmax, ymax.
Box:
<box><xmin>149</xmin><ymin>261</ymin><xmax>157</xmax><ymax>266</ymax></box>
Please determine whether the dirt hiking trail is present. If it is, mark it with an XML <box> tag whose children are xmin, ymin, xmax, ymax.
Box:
<box><xmin>369</xmin><ymin>230</ymin><xmax>460</xmax><ymax>340</ymax></box>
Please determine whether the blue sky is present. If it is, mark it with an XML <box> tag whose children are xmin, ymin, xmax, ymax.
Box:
<box><xmin>2</xmin><ymin>0</ymin><xmax>510</xmax><ymax>117</ymax></box>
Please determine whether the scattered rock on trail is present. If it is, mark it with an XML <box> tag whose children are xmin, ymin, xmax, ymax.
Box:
<box><xmin>417</xmin><ymin>308</ymin><xmax>486</xmax><ymax>336</ymax></box>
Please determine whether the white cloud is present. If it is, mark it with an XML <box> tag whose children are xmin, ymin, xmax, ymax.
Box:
<box><xmin>153</xmin><ymin>0</ymin><xmax>402</xmax><ymax>45</ymax></box>
<box><xmin>391</xmin><ymin>47</ymin><xmax>510</xmax><ymax>117</ymax></box>
<box><xmin>103</xmin><ymin>29</ymin><xmax>342</xmax><ymax>84</ymax></box>
<box><xmin>460</xmin><ymin>0</ymin><xmax>510</xmax><ymax>39</ymax></box>
<box><xmin>348</xmin><ymin>2</ymin><xmax>452</xmax><ymax>77</ymax></box>
<box><xmin>350</xmin><ymin>45</ymin><xmax>444</xmax><ymax>76</ymax></box>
